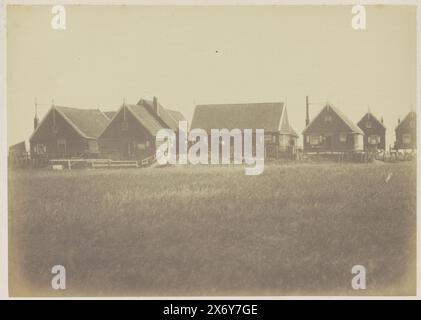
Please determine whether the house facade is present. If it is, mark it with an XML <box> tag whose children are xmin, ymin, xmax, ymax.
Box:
<box><xmin>98</xmin><ymin>97</ymin><xmax>185</xmax><ymax>162</ymax></box>
<box><xmin>394</xmin><ymin>110</ymin><xmax>416</xmax><ymax>150</ymax></box>
<box><xmin>190</xmin><ymin>102</ymin><xmax>298</xmax><ymax>159</ymax></box>
<box><xmin>357</xmin><ymin>112</ymin><xmax>386</xmax><ymax>150</ymax></box>
<box><xmin>30</xmin><ymin>106</ymin><xmax>111</xmax><ymax>159</ymax></box>
<box><xmin>302</xmin><ymin>104</ymin><xmax>364</xmax><ymax>152</ymax></box>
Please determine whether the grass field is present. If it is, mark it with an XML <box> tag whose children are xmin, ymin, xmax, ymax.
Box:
<box><xmin>8</xmin><ymin>161</ymin><xmax>416</xmax><ymax>296</ymax></box>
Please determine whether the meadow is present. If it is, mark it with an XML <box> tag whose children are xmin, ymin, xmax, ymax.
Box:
<box><xmin>8</xmin><ymin>161</ymin><xmax>416</xmax><ymax>296</ymax></box>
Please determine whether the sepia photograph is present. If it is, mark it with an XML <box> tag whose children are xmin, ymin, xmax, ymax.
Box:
<box><xmin>4</xmin><ymin>3</ymin><xmax>418</xmax><ymax>298</ymax></box>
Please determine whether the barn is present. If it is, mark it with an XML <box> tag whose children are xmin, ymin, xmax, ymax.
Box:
<box><xmin>30</xmin><ymin>105</ymin><xmax>111</xmax><ymax>159</ymax></box>
<box><xmin>98</xmin><ymin>97</ymin><xmax>185</xmax><ymax>162</ymax></box>
<box><xmin>302</xmin><ymin>104</ymin><xmax>364</xmax><ymax>152</ymax></box>
<box><xmin>357</xmin><ymin>112</ymin><xmax>386</xmax><ymax>151</ymax></box>
<box><xmin>394</xmin><ymin>110</ymin><xmax>416</xmax><ymax>150</ymax></box>
<box><xmin>190</xmin><ymin>102</ymin><xmax>298</xmax><ymax>159</ymax></box>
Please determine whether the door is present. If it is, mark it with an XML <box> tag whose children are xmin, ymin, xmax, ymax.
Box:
<box><xmin>324</xmin><ymin>136</ymin><xmax>332</xmax><ymax>149</ymax></box>
<box><xmin>57</xmin><ymin>138</ymin><xmax>66</xmax><ymax>158</ymax></box>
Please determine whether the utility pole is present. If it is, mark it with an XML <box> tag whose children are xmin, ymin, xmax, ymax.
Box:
<box><xmin>305</xmin><ymin>96</ymin><xmax>325</xmax><ymax>127</ymax></box>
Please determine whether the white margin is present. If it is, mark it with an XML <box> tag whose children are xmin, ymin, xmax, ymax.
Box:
<box><xmin>0</xmin><ymin>0</ymin><xmax>8</xmax><ymax>300</ymax></box>
<box><xmin>0</xmin><ymin>0</ymin><xmax>419</xmax><ymax>300</ymax></box>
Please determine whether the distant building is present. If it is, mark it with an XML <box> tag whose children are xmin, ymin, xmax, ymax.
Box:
<box><xmin>357</xmin><ymin>112</ymin><xmax>386</xmax><ymax>151</ymax></box>
<box><xmin>190</xmin><ymin>102</ymin><xmax>298</xmax><ymax>159</ymax></box>
<box><xmin>30</xmin><ymin>105</ymin><xmax>111</xmax><ymax>159</ymax></box>
<box><xmin>8</xmin><ymin>141</ymin><xmax>29</xmax><ymax>166</ymax></box>
<box><xmin>394</xmin><ymin>110</ymin><xmax>416</xmax><ymax>150</ymax></box>
<box><xmin>98</xmin><ymin>97</ymin><xmax>185</xmax><ymax>162</ymax></box>
<box><xmin>302</xmin><ymin>104</ymin><xmax>364</xmax><ymax>152</ymax></box>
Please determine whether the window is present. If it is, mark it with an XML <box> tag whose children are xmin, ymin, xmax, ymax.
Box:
<box><xmin>366</xmin><ymin>121</ymin><xmax>372</xmax><ymax>129</ymax></box>
<box><xmin>310</xmin><ymin>136</ymin><xmax>321</xmax><ymax>145</ymax></box>
<box><xmin>137</xmin><ymin>143</ymin><xmax>146</xmax><ymax>150</ymax></box>
<box><xmin>35</xmin><ymin>144</ymin><xmax>46</xmax><ymax>154</ymax></box>
<box><xmin>121</xmin><ymin>121</ymin><xmax>128</xmax><ymax>131</ymax></box>
<box><xmin>402</xmin><ymin>134</ymin><xmax>411</xmax><ymax>144</ymax></box>
<box><xmin>368</xmin><ymin>135</ymin><xmax>380</xmax><ymax>145</ymax></box>
<box><xmin>339</xmin><ymin>133</ymin><xmax>347</xmax><ymax>143</ymax></box>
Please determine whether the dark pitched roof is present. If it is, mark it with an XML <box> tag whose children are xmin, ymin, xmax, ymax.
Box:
<box><xmin>104</xmin><ymin>111</ymin><xmax>117</xmax><ymax>119</ymax></box>
<box><xmin>29</xmin><ymin>106</ymin><xmax>110</xmax><ymax>140</ymax></box>
<box><xmin>167</xmin><ymin>110</ymin><xmax>186</xmax><ymax>123</ymax></box>
<box><xmin>190</xmin><ymin>102</ymin><xmax>297</xmax><ymax>135</ymax></box>
<box><xmin>54</xmin><ymin>106</ymin><xmax>110</xmax><ymax>139</ymax></box>
<box><xmin>357</xmin><ymin>112</ymin><xmax>386</xmax><ymax>131</ymax></box>
<box><xmin>9</xmin><ymin>141</ymin><xmax>27</xmax><ymax>153</ymax></box>
<box><xmin>125</xmin><ymin>104</ymin><xmax>166</xmax><ymax>136</ymax></box>
<box><xmin>137</xmin><ymin>99</ymin><xmax>181</xmax><ymax>131</ymax></box>
<box><xmin>303</xmin><ymin>104</ymin><xmax>364</xmax><ymax>135</ymax></box>
<box><xmin>395</xmin><ymin>110</ymin><xmax>416</xmax><ymax>131</ymax></box>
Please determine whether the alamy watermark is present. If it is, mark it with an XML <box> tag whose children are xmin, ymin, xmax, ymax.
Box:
<box><xmin>155</xmin><ymin>121</ymin><xmax>265</xmax><ymax>176</ymax></box>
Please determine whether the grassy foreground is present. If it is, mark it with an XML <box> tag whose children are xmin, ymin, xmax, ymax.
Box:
<box><xmin>8</xmin><ymin>162</ymin><xmax>416</xmax><ymax>296</ymax></box>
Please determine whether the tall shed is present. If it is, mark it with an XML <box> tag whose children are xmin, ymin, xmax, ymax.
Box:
<box><xmin>98</xmin><ymin>97</ymin><xmax>185</xmax><ymax>162</ymax></box>
<box><xmin>30</xmin><ymin>105</ymin><xmax>110</xmax><ymax>159</ymax></box>
<box><xmin>357</xmin><ymin>112</ymin><xmax>386</xmax><ymax>150</ymax></box>
<box><xmin>302</xmin><ymin>104</ymin><xmax>364</xmax><ymax>152</ymax></box>
<box><xmin>394</xmin><ymin>110</ymin><xmax>416</xmax><ymax>150</ymax></box>
<box><xmin>190</xmin><ymin>102</ymin><xmax>298</xmax><ymax>159</ymax></box>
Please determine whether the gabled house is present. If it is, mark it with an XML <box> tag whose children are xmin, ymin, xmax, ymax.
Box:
<box><xmin>190</xmin><ymin>102</ymin><xmax>298</xmax><ymax>158</ymax></box>
<box><xmin>302</xmin><ymin>104</ymin><xmax>364</xmax><ymax>152</ymax></box>
<box><xmin>394</xmin><ymin>110</ymin><xmax>416</xmax><ymax>150</ymax></box>
<box><xmin>30</xmin><ymin>105</ymin><xmax>111</xmax><ymax>159</ymax></box>
<box><xmin>98</xmin><ymin>97</ymin><xmax>185</xmax><ymax>162</ymax></box>
<box><xmin>357</xmin><ymin>112</ymin><xmax>386</xmax><ymax>150</ymax></box>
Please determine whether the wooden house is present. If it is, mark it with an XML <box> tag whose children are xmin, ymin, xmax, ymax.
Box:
<box><xmin>302</xmin><ymin>104</ymin><xmax>364</xmax><ymax>152</ymax></box>
<box><xmin>8</xmin><ymin>141</ymin><xmax>30</xmax><ymax>167</ymax></box>
<box><xmin>30</xmin><ymin>105</ymin><xmax>111</xmax><ymax>159</ymax></box>
<box><xmin>394</xmin><ymin>110</ymin><xmax>416</xmax><ymax>150</ymax></box>
<box><xmin>357</xmin><ymin>112</ymin><xmax>386</xmax><ymax>150</ymax></box>
<box><xmin>98</xmin><ymin>97</ymin><xmax>185</xmax><ymax>162</ymax></box>
<box><xmin>190</xmin><ymin>102</ymin><xmax>298</xmax><ymax>159</ymax></box>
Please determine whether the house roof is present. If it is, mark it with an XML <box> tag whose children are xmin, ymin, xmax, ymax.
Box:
<box><xmin>54</xmin><ymin>106</ymin><xmax>110</xmax><ymax>139</ymax></box>
<box><xmin>125</xmin><ymin>104</ymin><xmax>167</xmax><ymax>136</ymax></box>
<box><xmin>167</xmin><ymin>109</ymin><xmax>186</xmax><ymax>124</ymax></box>
<box><xmin>395</xmin><ymin>110</ymin><xmax>416</xmax><ymax>131</ymax></box>
<box><xmin>357</xmin><ymin>112</ymin><xmax>386</xmax><ymax>131</ymax></box>
<box><xmin>191</xmin><ymin>102</ymin><xmax>297</xmax><ymax>135</ymax></box>
<box><xmin>303</xmin><ymin>104</ymin><xmax>364</xmax><ymax>135</ymax></box>
<box><xmin>137</xmin><ymin>99</ymin><xmax>181</xmax><ymax>131</ymax></box>
<box><xmin>30</xmin><ymin>106</ymin><xmax>110</xmax><ymax>141</ymax></box>
<box><xmin>104</xmin><ymin>111</ymin><xmax>117</xmax><ymax>120</ymax></box>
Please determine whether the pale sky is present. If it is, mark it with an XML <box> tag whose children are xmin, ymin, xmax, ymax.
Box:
<box><xmin>7</xmin><ymin>5</ymin><xmax>417</xmax><ymax>147</ymax></box>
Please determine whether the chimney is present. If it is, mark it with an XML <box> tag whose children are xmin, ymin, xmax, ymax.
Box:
<box><xmin>398</xmin><ymin>117</ymin><xmax>401</xmax><ymax>124</ymax></box>
<box><xmin>153</xmin><ymin>96</ymin><xmax>159</xmax><ymax>115</ymax></box>
<box><xmin>33</xmin><ymin>99</ymin><xmax>39</xmax><ymax>130</ymax></box>
<box><xmin>34</xmin><ymin>116</ymin><xmax>39</xmax><ymax>130</ymax></box>
<box><xmin>305</xmin><ymin>96</ymin><xmax>309</xmax><ymax>127</ymax></box>
<box><xmin>381</xmin><ymin>116</ymin><xmax>384</xmax><ymax>124</ymax></box>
